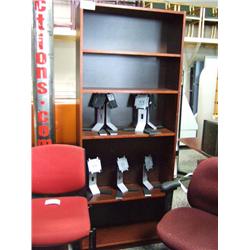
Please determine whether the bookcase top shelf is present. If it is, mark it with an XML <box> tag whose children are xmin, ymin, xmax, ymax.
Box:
<box><xmin>82</xmin><ymin>49</ymin><xmax>181</xmax><ymax>58</ymax></box>
<box><xmin>81</xmin><ymin>88</ymin><xmax>179</xmax><ymax>94</ymax></box>
<box><xmin>93</xmin><ymin>3</ymin><xmax>186</xmax><ymax>16</ymax></box>
<box><xmin>82</xmin><ymin>128</ymin><xmax>176</xmax><ymax>140</ymax></box>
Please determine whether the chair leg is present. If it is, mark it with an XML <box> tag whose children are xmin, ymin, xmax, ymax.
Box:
<box><xmin>67</xmin><ymin>244</ymin><xmax>74</xmax><ymax>250</ymax></box>
<box><xmin>70</xmin><ymin>240</ymin><xmax>81</xmax><ymax>250</ymax></box>
<box><xmin>164</xmin><ymin>190</ymin><xmax>174</xmax><ymax>212</ymax></box>
<box><xmin>89</xmin><ymin>228</ymin><xmax>96</xmax><ymax>250</ymax></box>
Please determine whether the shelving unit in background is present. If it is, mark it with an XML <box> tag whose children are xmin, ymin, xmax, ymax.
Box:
<box><xmin>201</xmin><ymin>6</ymin><xmax>218</xmax><ymax>42</ymax></box>
<box><xmin>181</xmin><ymin>4</ymin><xmax>202</xmax><ymax>41</ymax></box>
<box><xmin>140</xmin><ymin>1</ymin><xmax>218</xmax><ymax>45</ymax></box>
<box><xmin>185</xmin><ymin>5</ymin><xmax>218</xmax><ymax>44</ymax></box>
<box><xmin>76</xmin><ymin>3</ymin><xmax>185</xmax><ymax>249</ymax></box>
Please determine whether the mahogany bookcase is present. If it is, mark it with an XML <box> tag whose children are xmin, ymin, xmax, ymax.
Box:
<box><xmin>75</xmin><ymin>3</ymin><xmax>185</xmax><ymax>249</ymax></box>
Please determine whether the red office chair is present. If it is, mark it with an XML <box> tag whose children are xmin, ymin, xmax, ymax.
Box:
<box><xmin>157</xmin><ymin>157</ymin><xmax>218</xmax><ymax>250</ymax></box>
<box><xmin>32</xmin><ymin>144</ymin><xmax>96</xmax><ymax>250</ymax></box>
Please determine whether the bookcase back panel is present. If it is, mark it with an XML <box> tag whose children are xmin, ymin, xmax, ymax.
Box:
<box><xmin>82</xmin><ymin>93</ymin><xmax>177</xmax><ymax>129</ymax></box>
<box><xmin>91</xmin><ymin>198</ymin><xmax>165</xmax><ymax>227</ymax></box>
<box><xmin>83</xmin><ymin>55</ymin><xmax>180</xmax><ymax>90</ymax></box>
<box><xmin>83</xmin><ymin>93</ymin><xmax>136</xmax><ymax>128</ymax></box>
<box><xmin>83</xmin><ymin>137</ymin><xmax>174</xmax><ymax>186</ymax></box>
<box><xmin>83</xmin><ymin>10</ymin><xmax>183</xmax><ymax>54</ymax></box>
<box><xmin>157</xmin><ymin>94</ymin><xmax>178</xmax><ymax>132</ymax></box>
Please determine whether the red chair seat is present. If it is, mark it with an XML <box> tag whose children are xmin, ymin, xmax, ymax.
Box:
<box><xmin>157</xmin><ymin>207</ymin><xmax>218</xmax><ymax>250</ymax></box>
<box><xmin>32</xmin><ymin>196</ymin><xmax>90</xmax><ymax>246</ymax></box>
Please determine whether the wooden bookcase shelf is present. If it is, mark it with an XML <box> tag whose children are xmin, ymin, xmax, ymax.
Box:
<box><xmin>89</xmin><ymin>183</ymin><xmax>165</xmax><ymax>205</ymax></box>
<box><xmin>82</xmin><ymin>128</ymin><xmax>175</xmax><ymax>140</ymax></box>
<box><xmin>82</xmin><ymin>49</ymin><xmax>181</xmax><ymax>58</ymax></box>
<box><xmin>76</xmin><ymin>3</ymin><xmax>185</xmax><ymax>249</ymax></box>
<box><xmin>81</xmin><ymin>88</ymin><xmax>179</xmax><ymax>94</ymax></box>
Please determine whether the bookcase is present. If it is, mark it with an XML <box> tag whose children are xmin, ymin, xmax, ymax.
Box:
<box><xmin>76</xmin><ymin>3</ymin><xmax>185</xmax><ymax>249</ymax></box>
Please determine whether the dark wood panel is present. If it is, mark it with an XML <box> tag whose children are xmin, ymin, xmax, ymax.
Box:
<box><xmin>81</xmin><ymin>221</ymin><xmax>160</xmax><ymax>250</ymax></box>
<box><xmin>89</xmin><ymin>198</ymin><xmax>165</xmax><ymax>227</ymax></box>
<box><xmin>54</xmin><ymin>103</ymin><xmax>77</xmax><ymax>145</ymax></box>
<box><xmin>82</xmin><ymin>94</ymin><xmax>178</xmax><ymax>137</ymax></box>
<box><xmin>83</xmin><ymin>54</ymin><xmax>180</xmax><ymax>90</ymax></box>
<box><xmin>83</xmin><ymin>11</ymin><xmax>165</xmax><ymax>53</ymax></box>
<box><xmin>82</xmin><ymin>93</ymin><xmax>134</xmax><ymax>128</ymax></box>
<box><xmin>83</xmin><ymin>4</ymin><xmax>184</xmax><ymax>54</ymax></box>
<box><xmin>83</xmin><ymin>137</ymin><xmax>174</xmax><ymax>186</ymax></box>
<box><xmin>157</xmin><ymin>94</ymin><xmax>178</xmax><ymax>132</ymax></box>
<box><xmin>32</xmin><ymin>103</ymin><xmax>77</xmax><ymax>145</ymax></box>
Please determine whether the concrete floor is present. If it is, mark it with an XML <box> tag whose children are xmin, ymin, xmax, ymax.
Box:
<box><xmin>122</xmin><ymin>243</ymin><xmax>168</xmax><ymax>250</ymax></box>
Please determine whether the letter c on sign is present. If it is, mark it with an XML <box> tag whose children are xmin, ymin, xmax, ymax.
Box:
<box><xmin>38</xmin><ymin>111</ymin><xmax>48</xmax><ymax>122</ymax></box>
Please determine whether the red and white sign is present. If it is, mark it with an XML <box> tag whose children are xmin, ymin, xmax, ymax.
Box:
<box><xmin>32</xmin><ymin>0</ymin><xmax>54</xmax><ymax>145</ymax></box>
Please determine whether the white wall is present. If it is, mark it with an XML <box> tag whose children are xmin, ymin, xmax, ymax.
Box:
<box><xmin>53</xmin><ymin>1</ymin><xmax>76</xmax><ymax>99</ymax></box>
<box><xmin>196</xmin><ymin>56</ymin><xmax>218</xmax><ymax>140</ymax></box>
<box><xmin>54</xmin><ymin>38</ymin><xmax>76</xmax><ymax>99</ymax></box>
<box><xmin>54</xmin><ymin>0</ymin><xmax>71</xmax><ymax>26</ymax></box>
<box><xmin>181</xmin><ymin>44</ymin><xmax>218</xmax><ymax>140</ymax></box>
<box><xmin>183</xmin><ymin>44</ymin><xmax>218</xmax><ymax>100</ymax></box>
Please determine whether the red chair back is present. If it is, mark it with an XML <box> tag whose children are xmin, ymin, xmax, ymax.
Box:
<box><xmin>32</xmin><ymin>144</ymin><xmax>86</xmax><ymax>194</ymax></box>
<box><xmin>188</xmin><ymin>157</ymin><xmax>218</xmax><ymax>215</ymax></box>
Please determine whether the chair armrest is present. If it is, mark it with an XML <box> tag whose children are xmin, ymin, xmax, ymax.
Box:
<box><xmin>161</xmin><ymin>179</ymin><xmax>180</xmax><ymax>192</ymax></box>
<box><xmin>161</xmin><ymin>173</ymin><xmax>193</xmax><ymax>193</ymax></box>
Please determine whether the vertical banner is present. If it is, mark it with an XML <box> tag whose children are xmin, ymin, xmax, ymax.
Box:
<box><xmin>32</xmin><ymin>0</ymin><xmax>55</xmax><ymax>145</ymax></box>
